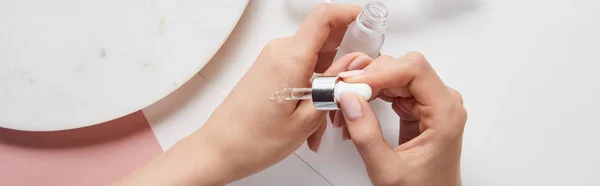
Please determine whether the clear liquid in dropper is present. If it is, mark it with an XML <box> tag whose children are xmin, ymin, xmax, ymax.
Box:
<box><xmin>270</xmin><ymin>88</ymin><xmax>312</xmax><ymax>101</ymax></box>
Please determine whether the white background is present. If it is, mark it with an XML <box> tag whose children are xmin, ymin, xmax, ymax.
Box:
<box><xmin>144</xmin><ymin>0</ymin><xmax>600</xmax><ymax>185</ymax></box>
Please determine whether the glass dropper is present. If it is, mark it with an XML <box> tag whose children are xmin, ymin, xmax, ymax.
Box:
<box><xmin>270</xmin><ymin>88</ymin><xmax>312</xmax><ymax>101</ymax></box>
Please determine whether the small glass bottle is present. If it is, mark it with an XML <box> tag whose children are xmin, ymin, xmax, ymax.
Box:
<box><xmin>334</xmin><ymin>2</ymin><xmax>389</xmax><ymax>60</ymax></box>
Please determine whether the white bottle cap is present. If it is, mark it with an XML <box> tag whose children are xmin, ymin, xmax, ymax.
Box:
<box><xmin>334</xmin><ymin>81</ymin><xmax>372</xmax><ymax>102</ymax></box>
<box><xmin>311</xmin><ymin>76</ymin><xmax>373</xmax><ymax>110</ymax></box>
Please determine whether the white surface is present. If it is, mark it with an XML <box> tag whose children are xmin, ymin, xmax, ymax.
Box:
<box><xmin>229</xmin><ymin>154</ymin><xmax>330</xmax><ymax>186</ymax></box>
<box><xmin>0</xmin><ymin>0</ymin><xmax>248</xmax><ymax>131</ymax></box>
<box><xmin>145</xmin><ymin>0</ymin><xmax>600</xmax><ymax>185</ymax></box>
<box><xmin>295</xmin><ymin>99</ymin><xmax>399</xmax><ymax>186</ymax></box>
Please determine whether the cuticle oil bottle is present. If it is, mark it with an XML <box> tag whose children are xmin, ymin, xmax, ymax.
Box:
<box><xmin>334</xmin><ymin>2</ymin><xmax>389</xmax><ymax>60</ymax></box>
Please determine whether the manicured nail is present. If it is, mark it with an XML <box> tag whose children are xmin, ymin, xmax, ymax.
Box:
<box><xmin>340</xmin><ymin>93</ymin><xmax>362</xmax><ymax>121</ymax></box>
<box><xmin>348</xmin><ymin>55</ymin><xmax>371</xmax><ymax>70</ymax></box>
<box><xmin>338</xmin><ymin>70</ymin><xmax>363</xmax><ymax>78</ymax></box>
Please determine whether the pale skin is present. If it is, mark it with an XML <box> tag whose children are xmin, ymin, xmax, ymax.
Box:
<box><xmin>114</xmin><ymin>3</ymin><xmax>467</xmax><ymax>186</ymax></box>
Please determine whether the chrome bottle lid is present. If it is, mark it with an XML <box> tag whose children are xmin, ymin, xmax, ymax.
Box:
<box><xmin>311</xmin><ymin>76</ymin><xmax>340</xmax><ymax>110</ymax></box>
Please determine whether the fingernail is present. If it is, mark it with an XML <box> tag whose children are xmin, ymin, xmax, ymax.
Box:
<box><xmin>340</xmin><ymin>93</ymin><xmax>362</xmax><ymax>121</ymax></box>
<box><xmin>347</xmin><ymin>55</ymin><xmax>371</xmax><ymax>71</ymax></box>
<box><xmin>341</xmin><ymin>127</ymin><xmax>351</xmax><ymax>141</ymax></box>
<box><xmin>338</xmin><ymin>70</ymin><xmax>363</xmax><ymax>78</ymax></box>
<box><xmin>342</xmin><ymin>130</ymin><xmax>350</xmax><ymax>141</ymax></box>
<box><xmin>311</xmin><ymin>139</ymin><xmax>321</xmax><ymax>153</ymax></box>
<box><xmin>333</xmin><ymin>111</ymin><xmax>341</xmax><ymax>128</ymax></box>
<box><xmin>316</xmin><ymin>139</ymin><xmax>321</xmax><ymax>152</ymax></box>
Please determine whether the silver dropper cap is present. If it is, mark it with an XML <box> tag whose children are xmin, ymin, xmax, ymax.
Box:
<box><xmin>311</xmin><ymin>76</ymin><xmax>340</xmax><ymax>110</ymax></box>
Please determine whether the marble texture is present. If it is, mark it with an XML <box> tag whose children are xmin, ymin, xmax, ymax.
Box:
<box><xmin>0</xmin><ymin>0</ymin><xmax>248</xmax><ymax>131</ymax></box>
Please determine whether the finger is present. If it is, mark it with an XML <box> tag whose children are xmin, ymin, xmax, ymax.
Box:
<box><xmin>307</xmin><ymin>118</ymin><xmax>327</xmax><ymax>152</ymax></box>
<box><xmin>340</xmin><ymin>93</ymin><xmax>396</xmax><ymax>169</ymax></box>
<box><xmin>385</xmin><ymin>87</ymin><xmax>412</xmax><ymax>98</ymax></box>
<box><xmin>391</xmin><ymin>99</ymin><xmax>417</xmax><ymax>122</ymax></box>
<box><xmin>392</xmin><ymin>99</ymin><xmax>421</xmax><ymax>145</ymax></box>
<box><xmin>292</xmin><ymin>53</ymin><xmax>367</xmax><ymax>135</ymax></box>
<box><xmin>315</xmin><ymin>50</ymin><xmax>338</xmax><ymax>73</ymax></box>
<box><xmin>325</xmin><ymin>52</ymin><xmax>371</xmax><ymax>75</ymax></box>
<box><xmin>448</xmin><ymin>87</ymin><xmax>464</xmax><ymax>105</ymax></box>
<box><xmin>341</xmin><ymin>126</ymin><xmax>351</xmax><ymax>141</ymax></box>
<box><xmin>377</xmin><ymin>92</ymin><xmax>394</xmax><ymax>102</ymax></box>
<box><xmin>396</xmin><ymin>98</ymin><xmax>418</xmax><ymax>121</ymax></box>
<box><xmin>399</xmin><ymin>119</ymin><xmax>420</xmax><ymax>145</ymax></box>
<box><xmin>382</xmin><ymin>90</ymin><xmax>395</xmax><ymax>98</ymax></box>
<box><xmin>320</xmin><ymin>27</ymin><xmax>348</xmax><ymax>53</ymax></box>
<box><xmin>332</xmin><ymin>110</ymin><xmax>342</xmax><ymax>128</ymax></box>
<box><xmin>344</xmin><ymin>52</ymin><xmax>454</xmax><ymax>106</ymax></box>
<box><xmin>315</xmin><ymin>52</ymin><xmax>368</xmax><ymax>74</ymax></box>
<box><xmin>328</xmin><ymin>111</ymin><xmax>336</xmax><ymax>127</ymax></box>
<box><xmin>294</xmin><ymin>53</ymin><xmax>373</xmax><ymax>121</ymax></box>
<box><xmin>292</xmin><ymin>3</ymin><xmax>361</xmax><ymax>57</ymax></box>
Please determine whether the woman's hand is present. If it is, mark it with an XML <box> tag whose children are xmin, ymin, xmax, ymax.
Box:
<box><xmin>197</xmin><ymin>3</ymin><xmax>369</xmax><ymax>183</ymax></box>
<box><xmin>339</xmin><ymin>52</ymin><xmax>467</xmax><ymax>186</ymax></box>
<box><xmin>115</xmin><ymin>3</ymin><xmax>373</xmax><ymax>186</ymax></box>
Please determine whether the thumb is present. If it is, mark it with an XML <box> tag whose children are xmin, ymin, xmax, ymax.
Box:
<box><xmin>339</xmin><ymin>93</ymin><xmax>396</xmax><ymax>169</ymax></box>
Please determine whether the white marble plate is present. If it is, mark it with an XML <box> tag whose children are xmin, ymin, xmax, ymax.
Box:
<box><xmin>0</xmin><ymin>0</ymin><xmax>249</xmax><ymax>131</ymax></box>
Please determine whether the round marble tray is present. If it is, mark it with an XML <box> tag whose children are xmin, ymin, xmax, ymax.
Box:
<box><xmin>0</xmin><ymin>0</ymin><xmax>249</xmax><ymax>131</ymax></box>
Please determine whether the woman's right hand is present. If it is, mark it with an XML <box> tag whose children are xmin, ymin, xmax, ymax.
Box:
<box><xmin>339</xmin><ymin>52</ymin><xmax>467</xmax><ymax>186</ymax></box>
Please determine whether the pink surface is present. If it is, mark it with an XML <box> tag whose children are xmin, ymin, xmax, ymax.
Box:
<box><xmin>0</xmin><ymin>111</ymin><xmax>163</xmax><ymax>186</ymax></box>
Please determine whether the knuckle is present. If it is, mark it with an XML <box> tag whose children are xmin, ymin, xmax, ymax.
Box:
<box><xmin>406</xmin><ymin>51</ymin><xmax>427</xmax><ymax>63</ymax></box>
<box><xmin>445</xmin><ymin>103</ymin><xmax>467</xmax><ymax>134</ymax></box>
<box><xmin>443</xmin><ymin>102</ymin><xmax>466</xmax><ymax>117</ymax></box>
<box><xmin>448</xmin><ymin>87</ymin><xmax>464</xmax><ymax>104</ymax></box>
<box><xmin>444</xmin><ymin>88</ymin><xmax>467</xmax><ymax>125</ymax></box>
<box><xmin>289</xmin><ymin>49</ymin><xmax>315</xmax><ymax>63</ymax></box>
<box><xmin>404</xmin><ymin>51</ymin><xmax>429</xmax><ymax>70</ymax></box>
<box><xmin>457</xmin><ymin>105</ymin><xmax>468</xmax><ymax>125</ymax></box>
<box><xmin>436</xmin><ymin>101</ymin><xmax>467</xmax><ymax>128</ymax></box>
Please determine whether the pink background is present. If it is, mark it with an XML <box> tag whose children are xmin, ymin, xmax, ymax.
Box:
<box><xmin>0</xmin><ymin>111</ymin><xmax>163</xmax><ymax>186</ymax></box>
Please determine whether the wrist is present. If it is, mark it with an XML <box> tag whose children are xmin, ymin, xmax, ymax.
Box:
<box><xmin>184</xmin><ymin>128</ymin><xmax>236</xmax><ymax>185</ymax></box>
<box><xmin>114</xmin><ymin>125</ymin><xmax>233</xmax><ymax>186</ymax></box>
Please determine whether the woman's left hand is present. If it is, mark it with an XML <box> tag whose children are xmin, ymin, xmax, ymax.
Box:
<box><xmin>115</xmin><ymin>3</ymin><xmax>375</xmax><ymax>186</ymax></box>
<box><xmin>195</xmin><ymin>3</ymin><xmax>374</xmax><ymax>183</ymax></box>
